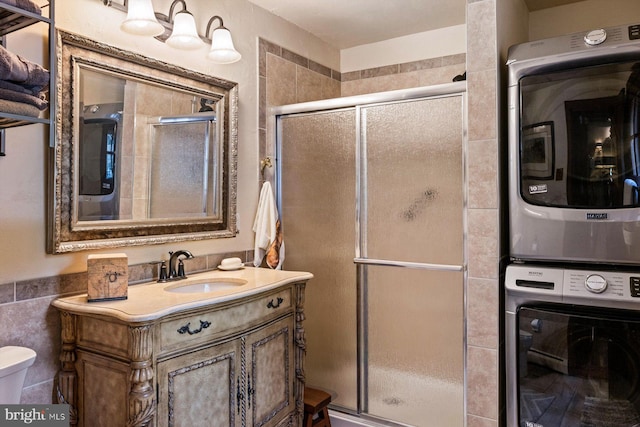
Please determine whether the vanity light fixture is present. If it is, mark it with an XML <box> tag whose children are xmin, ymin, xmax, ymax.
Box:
<box><xmin>163</xmin><ymin>1</ymin><xmax>203</xmax><ymax>50</ymax></box>
<box><xmin>205</xmin><ymin>16</ymin><xmax>242</xmax><ymax>64</ymax></box>
<box><xmin>102</xmin><ymin>0</ymin><xmax>241</xmax><ymax>63</ymax></box>
<box><xmin>119</xmin><ymin>0</ymin><xmax>164</xmax><ymax>36</ymax></box>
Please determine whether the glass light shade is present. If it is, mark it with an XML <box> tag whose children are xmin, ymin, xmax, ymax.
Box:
<box><xmin>120</xmin><ymin>0</ymin><xmax>164</xmax><ymax>36</ymax></box>
<box><xmin>207</xmin><ymin>27</ymin><xmax>241</xmax><ymax>64</ymax></box>
<box><xmin>166</xmin><ymin>11</ymin><xmax>203</xmax><ymax>50</ymax></box>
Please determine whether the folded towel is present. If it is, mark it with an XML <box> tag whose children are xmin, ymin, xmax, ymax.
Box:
<box><xmin>0</xmin><ymin>0</ymin><xmax>41</xmax><ymax>15</ymax></box>
<box><xmin>0</xmin><ymin>87</ymin><xmax>47</xmax><ymax>110</ymax></box>
<box><xmin>0</xmin><ymin>45</ymin><xmax>49</xmax><ymax>88</ymax></box>
<box><xmin>0</xmin><ymin>97</ymin><xmax>41</xmax><ymax>117</ymax></box>
<box><xmin>253</xmin><ymin>181</ymin><xmax>285</xmax><ymax>269</ymax></box>
<box><xmin>0</xmin><ymin>78</ymin><xmax>47</xmax><ymax>96</ymax></box>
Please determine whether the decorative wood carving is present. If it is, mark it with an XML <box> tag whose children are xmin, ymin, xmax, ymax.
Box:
<box><xmin>127</xmin><ymin>325</ymin><xmax>155</xmax><ymax>427</ymax></box>
<box><xmin>239</xmin><ymin>336</ymin><xmax>247</xmax><ymax>427</ymax></box>
<box><xmin>294</xmin><ymin>282</ymin><xmax>307</xmax><ymax>425</ymax></box>
<box><xmin>56</xmin><ymin>311</ymin><xmax>78</xmax><ymax>427</ymax></box>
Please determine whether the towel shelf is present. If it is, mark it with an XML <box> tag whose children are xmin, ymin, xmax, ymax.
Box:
<box><xmin>0</xmin><ymin>1</ymin><xmax>53</xmax><ymax>155</ymax></box>
<box><xmin>0</xmin><ymin>112</ymin><xmax>48</xmax><ymax>128</ymax></box>
<box><xmin>0</xmin><ymin>4</ymin><xmax>50</xmax><ymax>36</ymax></box>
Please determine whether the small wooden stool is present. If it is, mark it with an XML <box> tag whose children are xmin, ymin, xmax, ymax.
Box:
<box><xmin>304</xmin><ymin>387</ymin><xmax>332</xmax><ymax>427</ymax></box>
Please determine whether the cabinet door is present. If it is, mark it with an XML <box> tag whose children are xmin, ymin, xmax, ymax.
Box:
<box><xmin>245</xmin><ymin>316</ymin><xmax>295</xmax><ymax>427</ymax></box>
<box><xmin>76</xmin><ymin>351</ymin><xmax>130</xmax><ymax>427</ymax></box>
<box><xmin>157</xmin><ymin>340</ymin><xmax>240</xmax><ymax>427</ymax></box>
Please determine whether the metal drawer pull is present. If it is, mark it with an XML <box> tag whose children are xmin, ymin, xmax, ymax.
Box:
<box><xmin>177</xmin><ymin>320</ymin><xmax>211</xmax><ymax>335</ymax></box>
<box><xmin>237</xmin><ymin>377</ymin><xmax>243</xmax><ymax>414</ymax></box>
<box><xmin>267</xmin><ymin>297</ymin><xmax>284</xmax><ymax>309</ymax></box>
<box><xmin>247</xmin><ymin>375</ymin><xmax>254</xmax><ymax>409</ymax></box>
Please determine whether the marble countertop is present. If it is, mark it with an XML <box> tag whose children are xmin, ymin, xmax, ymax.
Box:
<box><xmin>51</xmin><ymin>267</ymin><xmax>313</xmax><ymax>323</ymax></box>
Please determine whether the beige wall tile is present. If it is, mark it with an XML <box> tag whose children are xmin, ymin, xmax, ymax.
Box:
<box><xmin>21</xmin><ymin>380</ymin><xmax>55</xmax><ymax>404</ymax></box>
<box><xmin>467</xmin><ymin>277</ymin><xmax>499</xmax><ymax>348</ymax></box>
<box><xmin>259</xmin><ymin>39</ymin><xmax>281</xmax><ymax>78</ymax></box>
<box><xmin>468</xmin><ymin>225</ymin><xmax>499</xmax><ymax>279</ymax></box>
<box><xmin>341</xmin><ymin>72</ymin><xmax>421</xmax><ymax>97</ymax></box>
<box><xmin>361</xmin><ymin>64</ymin><xmax>399</xmax><ymax>79</ymax></box>
<box><xmin>135</xmin><ymin>84</ymin><xmax>173</xmax><ymax>116</ymax></box>
<box><xmin>0</xmin><ymin>296</ymin><xmax>61</xmax><ymax>389</ymax></box>
<box><xmin>297</xmin><ymin>66</ymin><xmax>324</xmax><ymax>103</ymax></box>
<box><xmin>468</xmin><ymin>208</ymin><xmax>499</xmax><ymax>239</ymax></box>
<box><xmin>266</xmin><ymin>54</ymin><xmax>297</xmax><ymax>107</ymax></box>
<box><xmin>259</xmin><ymin>76</ymin><xmax>267</xmax><ymax>129</ymax></box>
<box><xmin>322</xmin><ymin>75</ymin><xmax>341</xmax><ymax>99</ymax></box>
<box><xmin>467</xmin><ymin>414</ymin><xmax>499</xmax><ymax>427</ymax></box>
<box><xmin>417</xmin><ymin>64</ymin><xmax>466</xmax><ymax>87</ymax></box>
<box><xmin>0</xmin><ymin>282</ymin><xmax>13</xmax><ymax>303</ymax></box>
<box><xmin>467</xmin><ymin>0</ymin><xmax>498</xmax><ymax>72</ymax></box>
<box><xmin>467</xmin><ymin>69</ymin><xmax>497</xmax><ymax>141</ymax></box>
<box><xmin>467</xmin><ymin>346</ymin><xmax>498</xmax><ymax>419</ymax></box>
<box><xmin>468</xmin><ymin>138</ymin><xmax>499</xmax><ymax>209</ymax></box>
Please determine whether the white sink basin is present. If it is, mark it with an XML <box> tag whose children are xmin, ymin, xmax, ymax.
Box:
<box><xmin>164</xmin><ymin>279</ymin><xmax>248</xmax><ymax>293</ymax></box>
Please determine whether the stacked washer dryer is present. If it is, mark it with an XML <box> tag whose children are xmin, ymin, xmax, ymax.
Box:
<box><xmin>506</xmin><ymin>23</ymin><xmax>640</xmax><ymax>427</ymax></box>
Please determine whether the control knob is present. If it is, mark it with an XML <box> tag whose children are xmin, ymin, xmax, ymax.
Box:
<box><xmin>584</xmin><ymin>274</ymin><xmax>607</xmax><ymax>294</ymax></box>
<box><xmin>584</xmin><ymin>29</ymin><xmax>607</xmax><ymax>46</ymax></box>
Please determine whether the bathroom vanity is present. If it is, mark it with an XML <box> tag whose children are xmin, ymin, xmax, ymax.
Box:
<box><xmin>51</xmin><ymin>267</ymin><xmax>312</xmax><ymax>427</ymax></box>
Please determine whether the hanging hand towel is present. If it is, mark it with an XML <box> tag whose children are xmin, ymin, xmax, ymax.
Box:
<box><xmin>252</xmin><ymin>181</ymin><xmax>285</xmax><ymax>269</ymax></box>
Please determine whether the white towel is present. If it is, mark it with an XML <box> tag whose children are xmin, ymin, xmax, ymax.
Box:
<box><xmin>253</xmin><ymin>182</ymin><xmax>284</xmax><ymax>269</ymax></box>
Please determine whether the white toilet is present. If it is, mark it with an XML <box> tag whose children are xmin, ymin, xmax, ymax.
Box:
<box><xmin>0</xmin><ymin>346</ymin><xmax>37</xmax><ymax>404</ymax></box>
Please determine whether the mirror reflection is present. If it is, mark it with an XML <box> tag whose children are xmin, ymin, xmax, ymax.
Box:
<box><xmin>49</xmin><ymin>31</ymin><xmax>238</xmax><ymax>253</ymax></box>
<box><xmin>77</xmin><ymin>67</ymin><xmax>221</xmax><ymax>222</ymax></box>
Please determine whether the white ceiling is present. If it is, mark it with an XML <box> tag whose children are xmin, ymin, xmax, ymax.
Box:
<box><xmin>246</xmin><ymin>0</ymin><xmax>586</xmax><ymax>49</ymax></box>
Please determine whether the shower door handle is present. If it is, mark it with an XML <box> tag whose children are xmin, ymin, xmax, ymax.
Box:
<box><xmin>353</xmin><ymin>257</ymin><xmax>464</xmax><ymax>272</ymax></box>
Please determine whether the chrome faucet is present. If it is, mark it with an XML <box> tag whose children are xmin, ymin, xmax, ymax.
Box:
<box><xmin>168</xmin><ymin>250</ymin><xmax>194</xmax><ymax>280</ymax></box>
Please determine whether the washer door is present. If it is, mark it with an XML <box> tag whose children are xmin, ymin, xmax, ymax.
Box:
<box><xmin>517</xmin><ymin>305</ymin><xmax>640</xmax><ymax>427</ymax></box>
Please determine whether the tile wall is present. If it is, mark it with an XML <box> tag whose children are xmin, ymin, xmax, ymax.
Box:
<box><xmin>466</xmin><ymin>0</ymin><xmax>502</xmax><ymax>426</ymax></box>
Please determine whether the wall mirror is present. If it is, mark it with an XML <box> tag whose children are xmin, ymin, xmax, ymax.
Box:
<box><xmin>48</xmin><ymin>30</ymin><xmax>238</xmax><ymax>253</ymax></box>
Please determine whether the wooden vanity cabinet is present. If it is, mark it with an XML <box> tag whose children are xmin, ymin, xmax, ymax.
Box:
<box><xmin>54</xmin><ymin>279</ymin><xmax>307</xmax><ymax>427</ymax></box>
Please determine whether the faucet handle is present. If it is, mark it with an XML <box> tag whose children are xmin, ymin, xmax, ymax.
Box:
<box><xmin>159</xmin><ymin>260</ymin><xmax>168</xmax><ymax>282</ymax></box>
<box><xmin>177</xmin><ymin>260</ymin><xmax>186</xmax><ymax>278</ymax></box>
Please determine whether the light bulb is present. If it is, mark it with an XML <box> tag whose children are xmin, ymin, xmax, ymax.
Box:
<box><xmin>166</xmin><ymin>11</ymin><xmax>203</xmax><ymax>50</ymax></box>
<box><xmin>207</xmin><ymin>27</ymin><xmax>241</xmax><ymax>64</ymax></box>
<box><xmin>120</xmin><ymin>0</ymin><xmax>164</xmax><ymax>36</ymax></box>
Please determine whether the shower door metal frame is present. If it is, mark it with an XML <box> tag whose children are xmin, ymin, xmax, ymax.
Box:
<box><xmin>271</xmin><ymin>82</ymin><xmax>468</xmax><ymax>426</ymax></box>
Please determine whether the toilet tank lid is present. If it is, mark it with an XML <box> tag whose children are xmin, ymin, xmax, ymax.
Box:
<box><xmin>0</xmin><ymin>346</ymin><xmax>36</xmax><ymax>376</ymax></box>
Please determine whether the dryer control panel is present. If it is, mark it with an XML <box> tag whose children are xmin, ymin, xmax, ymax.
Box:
<box><xmin>506</xmin><ymin>264</ymin><xmax>640</xmax><ymax>310</ymax></box>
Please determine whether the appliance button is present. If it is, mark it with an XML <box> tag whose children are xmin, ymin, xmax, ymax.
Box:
<box><xmin>631</xmin><ymin>277</ymin><xmax>640</xmax><ymax>297</ymax></box>
<box><xmin>585</xmin><ymin>274</ymin><xmax>607</xmax><ymax>293</ymax></box>
<box><xmin>584</xmin><ymin>29</ymin><xmax>607</xmax><ymax>46</ymax></box>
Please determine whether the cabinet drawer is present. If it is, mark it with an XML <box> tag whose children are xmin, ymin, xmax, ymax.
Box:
<box><xmin>158</xmin><ymin>287</ymin><xmax>292</xmax><ymax>354</ymax></box>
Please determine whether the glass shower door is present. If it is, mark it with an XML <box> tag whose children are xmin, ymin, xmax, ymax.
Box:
<box><xmin>358</xmin><ymin>96</ymin><xmax>465</xmax><ymax>426</ymax></box>
<box><xmin>277</xmin><ymin>89</ymin><xmax>466</xmax><ymax>426</ymax></box>
<box><xmin>279</xmin><ymin>109</ymin><xmax>359</xmax><ymax>411</ymax></box>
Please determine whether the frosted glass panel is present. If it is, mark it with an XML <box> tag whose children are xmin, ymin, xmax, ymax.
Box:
<box><xmin>148</xmin><ymin>121</ymin><xmax>217</xmax><ymax>219</ymax></box>
<box><xmin>276</xmin><ymin>89</ymin><xmax>466</xmax><ymax>424</ymax></box>
<box><xmin>366</xmin><ymin>266</ymin><xmax>464</xmax><ymax>426</ymax></box>
<box><xmin>279</xmin><ymin>110</ymin><xmax>358</xmax><ymax>410</ymax></box>
<box><xmin>363</xmin><ymin>96</ymin><xmax>464</xmax><ymax>265</ymax></box>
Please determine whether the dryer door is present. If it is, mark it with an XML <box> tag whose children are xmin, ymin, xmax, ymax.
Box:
<box><xmin>515</xmin><ymin>305</ymin><xmax>640</xmax><ymax>427</ymax></box>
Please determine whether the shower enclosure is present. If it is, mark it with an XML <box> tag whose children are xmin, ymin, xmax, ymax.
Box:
<box><xmin>272</xmin><ymin>83</ymin><xmax>467</xmax><ymax>426</ymax></box>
